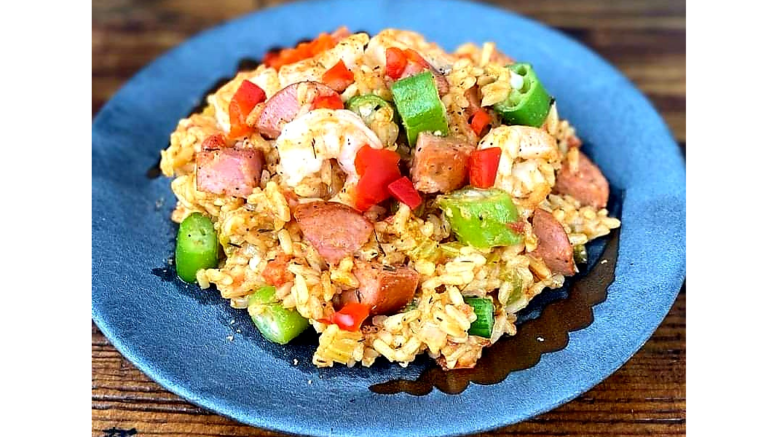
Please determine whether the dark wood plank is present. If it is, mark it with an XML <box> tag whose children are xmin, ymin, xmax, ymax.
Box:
<box><xmin>92</xmin><ymin>0</ymin><xmax>685</xmax><ymax>142</ymax></box>
<box><xmin>92</xmin><ymin>1</ymin><xmax>685</xmax><ymax>435</ymax></box>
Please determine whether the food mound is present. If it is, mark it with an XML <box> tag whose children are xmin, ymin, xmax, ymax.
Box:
<box><xmin>159</xmin><ymin>27</ymin><xmax>620</xmax><ymax>369</ymax></box>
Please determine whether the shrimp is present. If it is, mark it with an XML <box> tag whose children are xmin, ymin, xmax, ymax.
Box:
<box><xmin>364</xmin><ymin>29</ymin><xmax>456</xmax><ymax>72</ymax></box>
<box><xmin>208</xmin><ymin>65</ymin><xmax>281</xmax><ymax>132</ymax></box>
<box><xmin>274</xmin><ymin>109</ymin><xmax>383</xmax><ymax>205</ymax></box>
<box><xmin>278</xmin><ymin>33</ymin><xmax>370</xmax><ymax>87</ymax></box>
<box><xmin>478</xmin><ymin>125</ymin><xmax>562</xmax><ymax>209</ymax></box>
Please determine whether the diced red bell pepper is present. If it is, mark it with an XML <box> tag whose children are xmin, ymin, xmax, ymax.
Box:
<box><xmin>354</xmin><ymin>146</ymin><xmax>402</xmax><ymax>211</ymax></box>
<box><xmin>354</xmin><ymin>146</ymin><xmax>401</xmax><ymax>176</ymax></box>
<box><xmin>228</xmin><ymin>80</ymin><xmax>267</xmax><ymax>139</ymax></box>
<box><xmin>394</xmin><ymin>49</ymin><xmax>449</xmax><ymax>94</ymax></box>
<box><xmin>262</xmin><ymin>51</ymin><xmax>281</xmax><ymax>68</ymax></box>
<box><xmin>311</xmin><ymin>94</ymin><xmax>344</xmax><ymax>110</ymax></box>
<box><xmin>355</xmin><ymin>166</ymin><xmax>402</xmax><ymax>211</ymax></box>
<box><xmin>469</xmin><ymin>109</ymin><xmax>491</xmax><ymax>136</ymax></box>
<box><xmin>322</xmin><ymin>60</ymin><xmax>355</xmax><ymax>92</ymax></box>
<box><xmin>265</xmin><ymin>47</ymin><xmax>299</xmax><ymax>70</ymax></box>
<box><xmin>263</xmin><ymin>31</ymin><xmax>340</xmax><ymax>70</ymax></box>
<box><xmin>307</xmin><ymin>33</ymin><xmax>334</xmax><ymax>56</ymax></box>
<box><xmin>317</xmin><ymin>302</ymin><xmax>371</xmax><ymax>332</ymax></box>
<box><xmin>398</xmin><ymin>49</ymin><xmax>433</xmax><ymax>78</ymax></box>
<box><xmin>388</xmin><ymin>177</ymin><xmax>423</xmax><ymax>209</ymax></box>
<box><xmin>469</xmin><ymin>147</ymin><xmax>502</xmax><ymax>189</ymax></box>
<box><xmin>386</xmin><ymin>47</ymin><xmax>408</xmax><ymax>79</ymax></box>
<box><xmin>403</xmin><ymin>48</ymin><xmax>427</xmax><ymax>65</ymax></box>
<box><xmin>386</xmin><ymin>47</ymin><xmax>440</xmax><ymax>83</ymax></box>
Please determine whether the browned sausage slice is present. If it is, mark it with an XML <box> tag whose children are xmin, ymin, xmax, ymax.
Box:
<box><xmin>410</xmin><ymin>133</ymin><xmax>474</xmax><ymax>194</ymax></box>
<box><xmin>195</xmin><ymin>147</ymin><xmax>263</xmax><ymax>198</ymax></box>
<box><xmin>294</xmin><ymin>201</ymin><xmax>374</xmax><ymax>264</ymax></box>
<box><xmin>256</xmin><ymin>81</ymin><xmax>338</xmax><ymax>139</ymax></box>
<box><xmin>336</xmin><ymin>262</ymin><xmax>419</xmax><ymax>315</ymax></box>
<box><xmin>555</xmin><ymin>151</ymin><xmax>609</xmax><ymax>209</ymax></box>
<box><xmin>532</xmin><ymin>209</ymin><xmax>576</xmax><ymax>276</ymax></box>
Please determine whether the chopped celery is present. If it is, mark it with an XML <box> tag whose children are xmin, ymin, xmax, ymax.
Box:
<box><xmin>464</xmin><ymin>297</ymin><xmax>495</xmax><ymax>337</ymax></box>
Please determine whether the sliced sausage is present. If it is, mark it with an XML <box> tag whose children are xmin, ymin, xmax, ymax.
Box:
<box><xmin>555</xmin><ymin>150</ymin><xmax>609</xmax><ymax>209</ymax></box>
<box><xmin>531</xmin><ymin>209</ymin><xmax>575</xmax><ymax>276</ymax></box>
<box><xmin>256</xmin><ymin>81</ymin><xmax>337</xmax><ymax>139</ymax></box>
<box><xmin>336</xmin><ymin>262</ymin><xmax>419</xmax><ymax>315</ymax></box>
<box><xmin>195</xmin><ymin>147</ymin><xmax>263</xmax><ymax>198</ymax></box>
<box><xmin>294</xmin><ymin>201</ymin><xmax>374</xmax><ymax>264</ymax></box>
<box><xmin>410</xmin><ymin>132</ymin><xmax>474</xmax><ymax>194</ymax></box>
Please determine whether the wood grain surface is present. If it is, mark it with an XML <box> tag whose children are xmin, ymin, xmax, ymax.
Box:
<box><xmin>92</xmin><ymin>1</ymin><xmax>686</xmax><ymax>435</ymax></box>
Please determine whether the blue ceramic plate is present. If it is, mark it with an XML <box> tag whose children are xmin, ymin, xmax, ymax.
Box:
<box><xmin>92</xmin><ymin>0</ymin><xmax>686</xmax><ymax>435</ymax></box>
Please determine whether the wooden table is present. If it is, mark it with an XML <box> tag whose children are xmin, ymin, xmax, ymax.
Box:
<box><xmin>93</xmin><ymin>1</ymin><xmax>685</xmax><ymax>435</ymax></box>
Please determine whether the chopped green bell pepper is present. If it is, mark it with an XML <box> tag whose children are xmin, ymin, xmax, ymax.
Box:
<box><xmin>438</xmin><ymin>187</ymin><xmax>523</xmax><ymax>249</ymax></box>
<box><xmin>406</xmin><ymin>237</ymin><xmax>440</xmax><ymax>263</ymax></box>
<box><xmin>175</xmin><ymin>212</ymin><xmax>219</xmax><ymax>283</ymax></box>
<box><xmin>500</xmin><ymin>270</ymin><xmax>528</xmax><ymax>313</ymax></box>
<box><xmin>247</xmin><ymin>286</ymin><xmax>309</xmax><ymax>345</ymax></box>
<box><xmin>390</xmin><ymin>71</ymin><xmax>448</xmax><ymax>145</ymax></box>
<box><xmin>494</xmin><ymin>63</ymin><xmax>552</xmax><ymax>127</ymax></box>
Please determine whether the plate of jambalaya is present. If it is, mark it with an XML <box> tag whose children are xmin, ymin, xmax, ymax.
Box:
<box><xmin>92</xmin><ymin>1</ymin><xmax>686</xmax><ymax>435</ymax></box>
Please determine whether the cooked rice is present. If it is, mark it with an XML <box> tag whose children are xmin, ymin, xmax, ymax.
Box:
<box><xmin>159</xmin><ymin>28</ymin><xmax>621</xmax><ymax>370</ymax></box>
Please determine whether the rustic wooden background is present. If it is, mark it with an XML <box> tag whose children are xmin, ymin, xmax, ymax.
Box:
<box><xmin>92</xmin><ymin>1</ymin><xmax>686</xmax><ymax>435</ymax></box>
